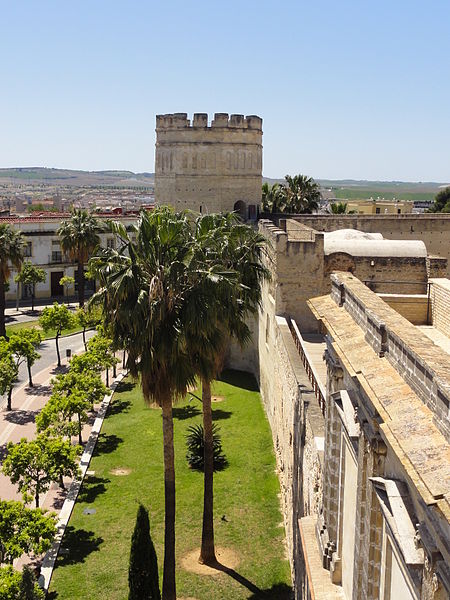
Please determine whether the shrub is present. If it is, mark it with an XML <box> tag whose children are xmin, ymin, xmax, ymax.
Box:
<box><xmin>185</xmin><ymin>423</ymin><xmax>228</xmax><ymax>471</ymax></box>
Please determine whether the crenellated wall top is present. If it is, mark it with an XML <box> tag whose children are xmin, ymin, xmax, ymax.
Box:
<box><xmin>156</xmin><ymin>112</ymin><xmax>263</xmax><ymax>131</ymax></box>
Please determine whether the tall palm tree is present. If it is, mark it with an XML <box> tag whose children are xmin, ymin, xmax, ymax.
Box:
<box><xmin>0</xmin><ymin>224</ymin><xmax>23</xmax><ymax>338</ymax></box>
<box><xmin>189</xmin><ymin>213</ymin><xmax>269</xmax><ymax>565</ymax></box>
<box><xmin>89</xmin><ymin>207</ymin><xmax>225</xmax><ymax>600</ymax></box>
<box><xmin>284</xmin><ymin>174</ymin><xmax>321</xmax><ymax>213</ymax></box>
<box><xmin>58</xmin><ymin>209</ymin><xmax>101</xmax><ymax>307</ymax></box>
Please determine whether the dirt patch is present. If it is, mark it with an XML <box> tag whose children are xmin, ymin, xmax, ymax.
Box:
<box><xmin>211</xmin><ymin>395</ymin><xmax>225</xmax><ymax>403</ymax></box>
<box><xmin>110</xmin><ymin>467</ymin><xmax>131</xmax><ymax>476</ymax></box>
<box><xmin>181</xmin><ymin>547</ymin><xmax>239</xmax><ymax>576</ymax></box>
<box><xmin>178</xmin><ymin>597</ymin><xmax>199</xmax><ymax>600</ymax></box>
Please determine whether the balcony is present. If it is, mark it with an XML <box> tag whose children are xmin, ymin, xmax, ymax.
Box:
<box><xmin>48</xmin><ymin>251</ymin><xmax>63</xmax><ymax>264</ymax></box>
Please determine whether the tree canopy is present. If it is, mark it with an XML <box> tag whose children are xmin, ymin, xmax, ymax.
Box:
<box><xmin>14</xmin><ymin>262</ymin><xmax>46</xmax><ymax>311</ymax></box>
<box><xmin>261</xmin><ymin>174</ymin><xmax>321</xmax><ymax>214</ymax></box>
<box><xmin>0</xmin><ymin>224</ymin><xmax>23</xmax><ymax>337</ymax></box>
<box><xmin>428</xmin><ymin>186</ymin><xmax>450</xmax><ymax>213</ymax></box>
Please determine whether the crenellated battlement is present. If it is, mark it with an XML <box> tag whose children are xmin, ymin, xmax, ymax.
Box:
<box><xmin>156</xmin><ymin>112</ymin><xmax>263</xmax><ymax>131</ymax></box>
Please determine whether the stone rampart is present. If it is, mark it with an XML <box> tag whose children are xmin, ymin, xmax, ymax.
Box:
<box><xmin>430</xmin><ymin>278</ymin><xmax>450</xmax><ymax>338</ymax></box>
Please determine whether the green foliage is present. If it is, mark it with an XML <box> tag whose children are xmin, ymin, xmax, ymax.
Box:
<box><xmin>85</xmin><ymin>333</ymin><xmax>119</xmax><ymax>371</ymax></box>
<box><xmin>39</xmin><ymin>303</ymin><xmax>76</xmax><ymax>337</ymax></box>
<box><xmin>329</xmin><ymin>201</ymin><xmax>348</xmax><ymax>214</ymax></box>
<box><xmin>0</xmin><ymin>224</ymin><xmax>24</xmax><ymax>336</ymax></box>
<box><xmin>0</xmin><ymin>350</ymin><xmax>18</xmax><ymax>396</ymax></box>
<box><xmin>59</xmin><ymin>275</ymin><xmax>75</xmax><ymax>290</ymax></box>
<box><xmin>185</xmin><ymin>423</ymin><xmax>228</xmax><ymax>471</ymax></box>
<box><xmin>261</xmin><ymin>174</ymin><xmax>321</xmax><ymax>214</ymax></box>
<box><xmin>75</xmin><ymin>305</ymin><xmax>102</xmax><ymax>329</ymax></box>
<box><xmin>0</xmin><ymin>565</ymin><xmax>21</xmax><ymax>600</ymax></box>
<box><xmin>27</xmin><ymin>203</ymin><xmax>59</xmax><ymax>213</ymax></box>
<box><xmin>2</xmin><ymin>434</ymin><xmax>80</xmax><ymax>507</ymax></box>
<box><xmin>128</xmin><ymin>504</ymin><xmax>160</xmax><ymax>600</ymax></box>
<box><xmin>7</xmin><ymin>330</ymin><xmax>41</xmax><ymax>370</ymax></box>
<box><xmin>0</xmin><ymin>500</ymin><xmax>56</xmax><ymax>564</ymax></box>
<box><xmin>428</xmin><ymin>186</ymin><xmax>450</xmax><ymax>213</ymax></box>
<box><xmin>18</xmin><ymin>565</ymin><xmax>44</xmax><ymax>600</ymax></box>
<box><xmin>14</xmin><ymin>262</ymin><xmax>46</xmax><ymax>287</ymax></box>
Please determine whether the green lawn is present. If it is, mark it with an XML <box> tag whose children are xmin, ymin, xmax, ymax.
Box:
<box><xmin>49</xmin><ymin>371</ymin><xmax>292</xmax><ymax>600</ymax></box>
<box><xmin>5</xmin><ymin>319</ymin><xmax>84</xmax><ymax>340</ymax></box>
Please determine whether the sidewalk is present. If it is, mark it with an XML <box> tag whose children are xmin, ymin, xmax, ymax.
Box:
<box><xmin>0</xmin><ymin>343</ymin><xmax>123</xmax><ymax>568</ymax></box>
<box><xmin>5</xmin><ymin>300</ymin><xmax>79</xmax><ymax>325</ymax></box>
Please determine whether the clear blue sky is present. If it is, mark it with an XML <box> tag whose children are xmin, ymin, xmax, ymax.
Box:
<box><xmin>1</xmin><ymin>0</ymin><xmax>449</xmax><ymax>181</ymax></box>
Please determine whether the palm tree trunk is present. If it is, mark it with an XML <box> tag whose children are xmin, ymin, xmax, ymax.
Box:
<box><xmin>161</xmin><ymin>394</ymin><xmax>176</xmax><ymax>600</ymax></box>
<box><xmin>199</xmin><ymin>378</ymin><xmax>216</xmax><ymax>564</ymax></box>
<box><xmin>27</xmin><ymin>359</ymin><xmax>33</xmax><ymax>387</ymax></box>
<box><xmin>55</xmin><ymin>333</ymin><xmax>61</xmax><ymax>367</ymax></box>
<box><xmin>0</xmin><ymin>276</ymin><xmax>6</xmax><ymax>339</ymax></box>
<box><xmin>78</xmin><ymin>258</ymin><xmax>85</xmax><ymax>307</ymax></box>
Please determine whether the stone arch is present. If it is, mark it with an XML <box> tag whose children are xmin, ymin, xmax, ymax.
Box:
<box><xmin>233</xmin><ymin>200</ymin><xmax>247</xmax><ymax>221</ymax></box>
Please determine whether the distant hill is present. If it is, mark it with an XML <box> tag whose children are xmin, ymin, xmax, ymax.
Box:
<box><xmin>1</xmin><ymin>168</ymin><xmax>448</xmax><ymax>201</ymax></box>
<box><xmin>0</xmin><ymin>167</ymin><xmax>155</xmax><ymax>187</ymax></box>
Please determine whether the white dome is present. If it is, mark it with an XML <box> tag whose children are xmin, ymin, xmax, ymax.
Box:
<box><xmin>324</xmin><ymin>229</ymin><xmax>427</xmax><ymax>258</ymax></box>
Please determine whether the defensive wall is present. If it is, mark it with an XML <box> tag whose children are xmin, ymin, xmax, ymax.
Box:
<box><xmin>154</xmin><ymin>113</ymin><xmax>262</xmax><ymax>216</ymax></box>
<box><xmin>264</xmin><ymin>213</ymin><xmax>450</xmax><ymax>276</ymax></box>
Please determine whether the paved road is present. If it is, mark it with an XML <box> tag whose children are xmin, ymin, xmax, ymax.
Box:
<box><xmin>1</xmin><ymin>330</ymin><xmax>96</xmax><ymax>407</ymax></box>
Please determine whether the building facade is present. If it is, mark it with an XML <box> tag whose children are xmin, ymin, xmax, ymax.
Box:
<box><xmin>154</xmin><ymin>112</ymin><xmax>263</xmax><ymax>219</ymax></box>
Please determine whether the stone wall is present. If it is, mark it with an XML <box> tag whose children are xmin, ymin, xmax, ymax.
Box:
<box><xmin>284</xmin><ymin>214</ymin><xmax>450</xmax><ymax>277</ymax></box>
<box><xmin>154</xmin><ymin>113</ymin><xmax>262</xmax><ymax>215</ymax></box>
<box><xmin>378</xmin><ymin>293</ymin><xmax>429</xmax><ymax>325</ymax></box>
<box><xmin>430</xmin><ymin>278</ymin><xmax>450</xmax><ymax>337</ymax></box>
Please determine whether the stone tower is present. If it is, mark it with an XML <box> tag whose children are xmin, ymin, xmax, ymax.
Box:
<box><xmin>154</xmin><ymin>112</ymin><xmax>263</xmax><ymax>219</ymax></box>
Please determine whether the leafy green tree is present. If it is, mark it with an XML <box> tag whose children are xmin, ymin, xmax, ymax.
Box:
<box><xmin>59</xmin><ymin>275</ymin><xmax>75</xmax><ymax>306</ymax></box>
<box><xmin>0</xmin><ymin>347</ymin><xmax>18</xmax><ymax>411</ymax></box>
<box><xmin>428</xmin><ymin>186</ymin><xmax>450</xmax><ymax>213</ymax></box>
<box><xmin>37</xmin><ymin>370</ymin><xmax>106</xmax><ymax>444</ymax></box>
<box><xmin>18</xmin><ymin>565</ymin><xmax>44</xmax><ymax>600</ymax></box>
<box><xmin>85</xmin><ymin>332</ymin><xmax>119</xmax><ymax>386</ymax></box>
<box><xmin>58</xmin><ymin>209</ymin><xmax>102</xmax><ymax>307</ymax></box>
<box><xmin>128</xmin><ymin>504</ymin><xmax>160</xmax><ymax>600</ymax></box>
<box><xmin>0</xmin><ymin>500</ymin><xmax>56</xmax><ymax>564</ymax></box>
<box><xmin>2</xmin><ymin>434</ymin><xmax>80</xmax><ymax>507</ymax></box>
<box><xmin>0</xmin><ymin>565</ymin><xmax>21</xmax><ymax>599</ymax></box>
<box><xmin>75</xmin><ymin>305</ymin><xmax>102</xmax><ymax>350</ymax></box>
<box><xmin>14</xmin><ymin>262</ymin><xmax>46</xmax><ymax>312</ymax></box>
<box><xmin>38</xmin><ymin>303</ymin><xmax>76</xmax><ymax>367</ymax></box>
<box><xmin>90</xmin><ymin>207</ymin><xmax>216</xmax><ymax>600</ymax></box>
<box><xmin>329</xmin><ymin>201</ymin><xmax>348</xmax><ymax>214</ymax></box>
<box><xmin>7</xmin><ymin>330</ymin><xmax>41</xmax><ymax>387</ymax></box>
<box><xmin>0</xmin><ymin>224</ymin><xmax>23</xmax><ymax>338</ymax></box>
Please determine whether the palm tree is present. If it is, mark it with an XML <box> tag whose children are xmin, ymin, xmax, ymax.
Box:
<box><xmin>89</xmin><ymin>207</ymin><xmax>223</xmax><ymax>600</ymax></box>
<box><xmin>0</xmin><ymin>224</ymin><xmax>23</xmax><ymax>338</ymax></box>
<box><xmin>58</xmin><ymin>209</ymin><xmax>101</xmax><ymax>307</ymax></box>
<box><xmin>284</xmin><ymin>174</ymin><xmax>321</xmax><ymax>213</ymax></box>
<box><xmin>190</xmin><ymin>213</ymin><xmax>269</xmax><ymax>565</ymax></box>
<box><xmin>261</xmin><ymin>182</ymin><xmax>286</xmax><ymax>214</ymax></box>
<box><xmin>329</xmin><ymin>201</ymin><xmax>348</xmax><ymax>214</ymax></box>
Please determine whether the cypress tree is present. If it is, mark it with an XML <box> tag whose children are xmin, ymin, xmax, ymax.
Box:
<box><xmin>128</xmin><ymin>504</ymin><xmax>161</xmax><ymax>600</ymax></box>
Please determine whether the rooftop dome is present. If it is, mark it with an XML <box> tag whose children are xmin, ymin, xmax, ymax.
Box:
<box><xmin>324</xmin><ymin>229</ymin><xmax>427</xmax><ymax>258</ymax></box>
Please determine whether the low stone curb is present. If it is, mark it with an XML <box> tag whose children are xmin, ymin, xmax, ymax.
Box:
<box><xmin>40</xmin><ymin>371</ymin><xmax>126</xmax><ymax>592</ymax></box>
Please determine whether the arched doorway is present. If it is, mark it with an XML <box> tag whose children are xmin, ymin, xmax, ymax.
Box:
<box><xmin>233</xmin><ymin>200</ymin><xmax>247</xmax><ymax>221</ymax></box>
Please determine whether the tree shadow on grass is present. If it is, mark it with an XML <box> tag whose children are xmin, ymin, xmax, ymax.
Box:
<box><xmin>55</xmin><ymin>526</ymin><xmax>103</xmax><ymax>566</ymax></box>
<box><xmin>173</xmin><ymin>404</ymin><xmax>201</xmax><ymax>420</ymax></box>
<box><xmin>94</xmin><ymin>433</ymin><xmax>122</xmax><ymax>456</ymax></box>
<box><xmin>219</xmin><ymin>369</ymin><xmax>259</xmax><ymax>392</ymax></box>
<box><xmin>212</xmin><ymin>408</ymin><xmax>232</xmax><ymax>421</ymax></box>
<box><xmin>246</xmin><ymin>583</ymin><xmax>294</xmax><ymax>599</ymax></box>
<box><xmin>116</xmin><ymin>380</ymin><xmax>135</xmax><ymax>393</ymax></box>
<box><xmin>107</xmin><ymin>398</ymin><xmax>132</xmax><ymax>416</ymax></box>
<box><xmin>78</xmin><ymin>476</ymin><xmax>110</xmax><ymax>503</ymax></box>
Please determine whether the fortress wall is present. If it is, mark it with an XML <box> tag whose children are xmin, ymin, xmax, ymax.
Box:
<box><xmin>430</xmin><ymin>278</ymin><xmax>450</xmax><ymax>337</ymax></box>
<box><xmin>155</xmin><ymin>113</ymin><xmax>262</xmax><ymax>214</ymax></box>
<box><xmin>256</xmin><ymin>301</ymin><xmax>324</xmax><ymax>596</ymax></box>
<box><xmin>290</xmin><ymin>214</ymin><xmax>450</xmax><ymax>276</ymax></box>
